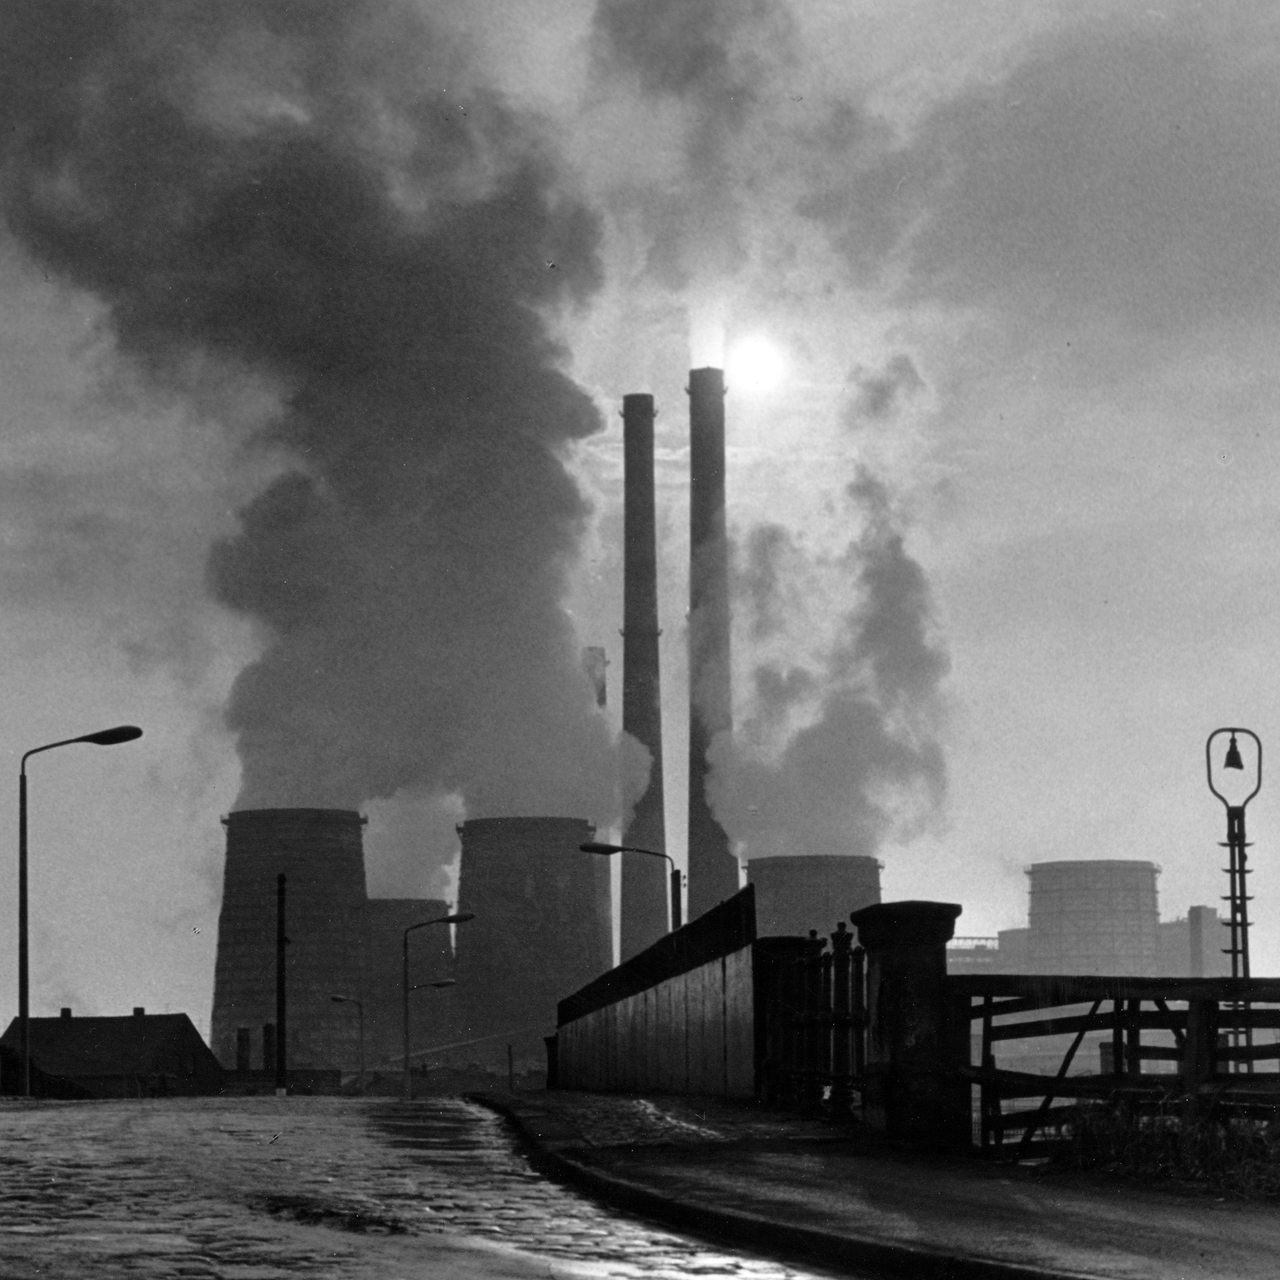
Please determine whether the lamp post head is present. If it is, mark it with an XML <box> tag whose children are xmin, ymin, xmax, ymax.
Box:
<box><xmin>1206</xmin><ymin>726</ymin><xmax>1262</xmax><ymax>809</ymax></box>
<box><xmin>81</xmin><ymin>725</ymin><xmax>143</xmax><ymax>747</ymax></box>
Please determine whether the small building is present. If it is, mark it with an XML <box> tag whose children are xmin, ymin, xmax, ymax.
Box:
<box><xmin>0</xmin><ymin>1008</ymin><xmax>224</xmax><ymax>1098</ymax></box>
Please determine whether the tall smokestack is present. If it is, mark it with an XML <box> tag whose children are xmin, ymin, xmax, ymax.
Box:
<box><xmin>620</xmin><ymin>393</ymin><xmax>669</xmax><ymax>958</ymax></box>
<box><xmin>687</xmin><ymin>368</ymin><xmax>739</xmax><ymax>918</ymax></box>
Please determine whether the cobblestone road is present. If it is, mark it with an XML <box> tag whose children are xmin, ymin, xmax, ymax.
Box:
<box><xmin>0</xmin><ymin>1096</ymin><xmax>857</xmax><ymax>1279</ymax></box>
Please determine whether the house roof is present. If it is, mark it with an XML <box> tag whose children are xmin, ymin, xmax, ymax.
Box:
<box><xmin>0</xmin><ymin>1012</ymin><xmax>218</xmax><ymax>1078</ymax></box>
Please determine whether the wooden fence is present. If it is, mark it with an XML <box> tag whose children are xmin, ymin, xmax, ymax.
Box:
<box><xmin>952</xmin><ymin>974</ymin><xmax>1280</xmax><ymax>1156</ymax></box>
<box><xmin>556</xmin><ymin>897</ymin><xmax>1280</xmax><ymax>1156</ymax></box>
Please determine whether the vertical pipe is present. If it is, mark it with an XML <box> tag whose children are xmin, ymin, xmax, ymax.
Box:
<box><xmin>687</xmin><ymin>368</ymin><xmax>738</xmax><ymax>920</ymax></box>
<box><xmin>620</xmin><ymin>393</ymin><xmax>669</xmax><ymax>959</ymax></box>
<box><xmin>275</xmin><ymin>873</ymin><xmax>287</xmax><ymax>1096</ymax></box>
<box><xmin>402</xmin><ymin>931</ymin><xmax>412</xmax><ymax>1101</ymax></box>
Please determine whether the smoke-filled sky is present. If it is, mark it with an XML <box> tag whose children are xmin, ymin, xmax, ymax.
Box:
<box><xmin>2</xmin><ymin>0</ymin><xmax>1280</xmax><ymax>1030</ymax></box>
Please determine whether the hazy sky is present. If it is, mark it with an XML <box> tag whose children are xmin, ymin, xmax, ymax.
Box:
<box><xmin>2</xmin><ymin>0</ymin><xmax>1279</xmax><ymax>1032</ymax></box>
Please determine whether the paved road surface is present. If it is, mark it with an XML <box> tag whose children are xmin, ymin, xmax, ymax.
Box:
<box><xmin>0</xmin><ymin>1096</ymin><xmax>860</xmax><ymax>1279</ymax></box>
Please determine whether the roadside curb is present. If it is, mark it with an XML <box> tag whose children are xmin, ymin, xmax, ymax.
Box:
<box><xmin>469</xmin><ymin>1092</ymin><xmax>1102</xmax><ymax>1280</ymax></box>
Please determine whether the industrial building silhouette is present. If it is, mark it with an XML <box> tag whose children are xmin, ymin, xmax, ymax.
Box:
<box><xmin>209</xmin><ymin>808</ymin><xmax>611</xmax><ymax>1078</ymax></box>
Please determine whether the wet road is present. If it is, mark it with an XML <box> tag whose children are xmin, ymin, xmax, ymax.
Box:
<box><xmin>0</xmin><ymin>1095</ymin><xmax>867</xmax><ymax>1279</ymax></box>
<box><xmin>371</xmin><ymin>1098</ymin><xmax>865</xmax><ymax>1277</ymax></box>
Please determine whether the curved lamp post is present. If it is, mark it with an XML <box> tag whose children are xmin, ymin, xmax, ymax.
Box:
<box><xmin>581</xmin><ymin>841</ymin><xmax>682</xmax><ymax>931</ymax></box>
<box><xmin>403</xmin><ymin>912</ymin><xmax>473</xmax><ymax>1100</ymax></box>
<box><xmin>329</xmin><ymin>994</ymin><xmax>365</xmax><ymax>1095</ymax></box>
<box><xmin>1207</xmin><ymin>727</ymin><xmax>1261</xmax><ymax>1076</ymax></box>
<box><xmin>1206</xmin><ymin>728</ymin><xmax>1262</xmax><ymax>980</ymax></box>
<box><xmin>19</xmin><ymin>724</ymin><xmax>142</xmax><ymax>1097</ymax></box>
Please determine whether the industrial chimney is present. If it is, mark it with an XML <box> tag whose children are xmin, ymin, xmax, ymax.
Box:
<box><xmin>619</xmin><ymin>392</ymin><xmax>670</xmax><ymax>959</ymax></box>
<box><xmin>687</xmin><ymin>367</ymin><xmax>739</xmax><ymax>919</ymax></box>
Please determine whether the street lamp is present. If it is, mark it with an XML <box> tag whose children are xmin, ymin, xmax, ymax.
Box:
<box><xmin>580</xmin><ymin>841</ymin><xmax>682</xmax><ymax>931</ymax></box>
<box><xmin>329</xmin><ymin>994</ymin><xmax>365</xmax><ymax>1095</ymax></box>
<box><xmin>1207</xmin><ymin>727</ymin><xmax>1261</xmax><ymax>1076</ymax></box>
<box><xmin>1206</xmin><ymin>728</ymin><xmax>1262</xmax><ymax>980</ymax></box>
<box><xmin>403</xmin><ymin>912</ymin><xmax>473</xmax><ymax>1101</ymax></box>
<box><xmin>19</xmin><ymin>724</ymin><xmax>143</xmax><ymax>1097</ymax></box>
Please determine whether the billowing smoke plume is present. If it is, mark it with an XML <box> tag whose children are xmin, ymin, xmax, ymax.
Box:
<box><xmin>588</xmin><ymin>2</ymin><xmax>951</xmax><ymax>864</ymax></box>
<box><xmin>0</xmin><ymin>1</ymin><xmax>621</xmax><ymax>822</ymax></box>
<box><xmin>709</xmin><ymin>463</ymin><xmax>949</xmax><ymax>860</ymax></box>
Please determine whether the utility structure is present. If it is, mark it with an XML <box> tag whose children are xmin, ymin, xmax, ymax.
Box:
<box><xmin>401</xmin><ymin>912</ymin><xmax>472</xmax><ymax>1100</ymax></box>
<box><xmin>17</xmin><ymin>724</ymin><xmax>142</xmax><ymax>1097</ymax></box>
<box><xmin>1207</xmin><ymin>727</ymin><xmax>1262</xmax><ymax>1074</ymax></box>
<box><xmin>582</xmin><ymin>841</ymin><xmax>681</xmax><ymax>932</ymax></box>
<box><xmin>1207</xmin><ymin>728</ymin><xmax>1261</xmax><ymax>980</ymax></box>
<box><xmin>620</xmin><ymin>392</ymin><xmax>670</xmax><ymax>958</ymax></box>
<box><xmin>687</xmin><ymin>368</ymin><xmax>739</xmax><ymax>920</ymax></box>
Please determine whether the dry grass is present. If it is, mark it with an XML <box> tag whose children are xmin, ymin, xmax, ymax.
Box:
<box><xmin>1059</xmin><ymin>1103</ymin><xmax>1280</xmax><ymax>1198</ymax></box>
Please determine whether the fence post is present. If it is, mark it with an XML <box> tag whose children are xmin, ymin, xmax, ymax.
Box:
<box><xmin>849</xmin><ymin>900</ymin><xmax>968</xmax><ymax>1149</ymax></box>
<box><xmin>1182</xmin><ymin>999</ymin><xmax>1217</xmax><ymax>1119</ymax></box>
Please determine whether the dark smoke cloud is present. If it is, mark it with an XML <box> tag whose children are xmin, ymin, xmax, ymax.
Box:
<box><xmin>0</xmin><ymin>0</ymin><xmax>621</xmax><ymax>820</ymax></box>
<box><xmin>709</xmin><ymin>467</ymin><xmax>949</xmax><ymax>861</ymax></box>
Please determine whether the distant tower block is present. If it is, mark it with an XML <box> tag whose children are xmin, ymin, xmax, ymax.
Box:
<box><xmin>210</xmin><ymin>809</ymin><xmax>368</xmax><ymax>1071</ymax></box>
<box><xmin>748</xmin><ymin>856</ymin><xmax>882</xmax><ymax>937</ymax></box>
<box><xmin>453</xmin><ymin>817</ymin><xmax>607</xmax><ymax>1067</ymax></box>
<box><xmin>687</xmin><ymin>367</ymin><xmax>739</xmax><ymax>920</ymax></box>
<box><xmin>1026</xmin><ymin>860</ymin><xmax>1161</xmax><ymax>976</ymax></box>
<box><xmin>620</xmin><ymin>392</ymin><xmax>669</xmax><ymax>960</ymax></box>
<box><xmin>365</xmin><ymin>898</ymin><xmax>451</xmax><ymax>1069</ymax></box>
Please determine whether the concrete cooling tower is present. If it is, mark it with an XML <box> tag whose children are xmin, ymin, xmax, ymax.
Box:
<box><xmin>452</xmin><ymin>817</ymin><xmax>609</xmax><ymax>1068</ymax></box>
<box><xmin>1026</xmin><ymin>860</ymin><xmax>1161</xmax><ymax>976</ymax></box>
<box><xmin>210</xmin><ymin>808</ymin><xmax>368</xmax><ymax>1071</ymax></box>
<box><xmin>748</xmin><ymin>856</ymin><xmax>882</xmax><ymax>938</ymax></box>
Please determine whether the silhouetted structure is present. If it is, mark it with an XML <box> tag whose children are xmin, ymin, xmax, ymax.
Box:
<box><xmin>366</xmin><ymin>898</ymin><xmax>453</xmax><ymax>1069</ymax></box>
<box><xmin>453</xmin><ymin>817</ymin><xmax>609</xmax><ymax>1068</ymax></box>
<box><xmin>0</xmin><ymin>1008</ymin><xmax>222</xmax><ymax>1097</ymax></box>
<box><xmin>620</xmin><ymin>392</ymin><xmax>670</xmax><ymax>959</ymax></box>
<box><xmin>211</xmin><ymin>809</ymin><xmax>368</xmax><ymax>1071</ymax></box>
<box><xmin>748</xmin><ymin>855</ymin><xmax>882</xmax><ymax>938</ymax></box>
<box><xmin>1027</xmin><ymin>860</ymin><xmax>1160</xmax><ymax>975</ymax></box>
<box><xmin>687</xmin><ymin>367</ymin><xmax>739</xmax><ymax>920</ymax></box>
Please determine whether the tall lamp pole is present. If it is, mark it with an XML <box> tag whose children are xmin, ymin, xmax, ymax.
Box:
<box><xmin>19</xmin><ymin>724</ymin><xmax>142</xmax><ymax>1098</ymax></box>
<box><xmin>1207</xmin><ymin>727</ymin><xmax>1262</xmax><ymax>1074</ymax></box>
<box><xmin>329</xmin><ymin>994</ymin><xmax>365</xmax><ymax>1095</ymax></box>
<box><xmin>402</xmin><ymin>912</ymin><xmax>473</xmax><ymax>1101</ymax></box>
<box><xmin>581</xmin><ymin>841</ymin><xmax>682</xmax><ymax>931</ymax></box>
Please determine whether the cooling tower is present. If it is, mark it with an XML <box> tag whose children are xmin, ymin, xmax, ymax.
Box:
<box><xmin>365</xmin><ymin>898</ymin><xmax>452</xmax><ymax>1069</ymax></box>
<box><xmin>620</xmin><ymin>392</ymin><xmax>670</xmax><ymax>960</ymax></box>
<box><xmin>748</xmin><ymin>856</ymin><xmax>882</xmax><ymax>938</ymax></box>
<box><xmin>210</xmin><ymin>808</ymin><xmax>369</xmax><ymax>1071</ymax></box>
<box><xmin>1026</xmin><ymin>860</ymin><xmax>1160</xmax><ymax>976</ymax></box>
<box><xmin>452</xmin><ymin>817</ymin><xmax>607</xmax><ymax>1068</ymax></box>
<box><xmin>687</xmin><ymin>367</ymin><xmax>739</xmax><ymax>920</ymax></box>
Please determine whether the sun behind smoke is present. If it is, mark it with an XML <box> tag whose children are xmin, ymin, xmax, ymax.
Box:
<box><xmin>726</xmin><ymin>334</ymin><xmax>786</xmax><ymax>395</ymax></box>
